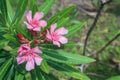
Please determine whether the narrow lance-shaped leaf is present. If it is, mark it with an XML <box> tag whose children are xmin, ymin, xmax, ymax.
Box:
<box><xmin>106</xmin><ymin>76</ymin><xmax>120</xmax><ymax>80</ymax></box>
<box><xmin>35</xmin><ymin>67</ymin><xmax>45</xmax><ymax>80</ymax></box>
<box><xmin>0</xmin><ymin>58</ymin><xmax>13</xmax><ymax>79</ymax></box>
<box><xmin>11</xmin><ymin>0</ymin><xmax>28</xmax><ymax>27</ymax></box>
<box><xmin>47</xmin><ymin>5</ymin><xmax>75</xmax><ymax>27</ymax></box>
<box><xmin>41</xmin><ymin>48</ymin><xmax>95</xmax><ymax>64</ymax></box>
<box><xmin>5</xmin><ymin>64</ymin><xmax>15</xmax><ymax>80</ymax></box>
<box><xmin>14</xmin><ymin>71</ymin><xmax>25</xmax><ymax>80</ymax></box>
<box><xmin>0</xmin><ymin>0</ymin><xmax>7</xmax><ymax>22</ymax></box>
<box><xmin>57</xmin><ymin>17</ymin><xmax>69</xmax><ymax>28</ymax></box>
<box><xmin>39</xmin><ymin>42</ymin><xmax>76</xmax><ymax>49</ymax></box>
<box><xmin>30</xmin><ymin>0</ymin><xmax>36</xmax><ymax>10</ymax></box>
<box><xmin>0</xmin><ymin>13</ymin><xmax>6</xmax><ymax>26</ymax></box>
<box><xmin>0</xmin><ymin>27</ymin><xmax>8</xmax><ymax>32</ymax></box>
<box><xmin>40</xmin><ymin>60</ymin><xmax>50</xmax><ymax>74</ymax></box>
<box><xmin>43</xmin><ymin>72</ymin><xmax>59</xmax><ymax>80</ymax></box>
<box><xmin>0</xmin><ymin>58</ymin><xmax>6</xmax><ymax>64</ymax></box>
<box><xmin>38</xmin><ymin>0</ymin><xmax>55</xmax><ymax>16</ymax></box>
<box><xmin>0</xmin><ymin>40</ymin><xmax>9</xmax><ymax>49</ymax></box>
<box><xmin>36</xmin><ymin>67</ymin><xmax>58</xmax><ymax>80</ymax></box>
<box><xmin>48</xmin><ymin>60</ymin><xmax>90</xmax><ymax>80</ymax></box>
<box><xmin>65</xmin><ymin>22</ymin><xmax>86</xmax><ymax>37</ymax></box>
<box><xmin>15</xmin><ymin>25</ymin><xmax>28</xmax><ymax>39</ymax></box>
<box><xmin>30</xmin><ymin>0</ymin><xmax>38</xmax><ymax>15</ymax></box>
<box><xmin>30</xmin><ymin>70</ymin><xmax>37</xmax><ymax>80</ymax></box>
<box><xmin>6</xmin><ymin>0</ymin><xmax>14</xmax><ymax>24</ymax></box>
<box><xmin>3</xmin><ymin>34</ymin><xmax>19</xmax><ymax>45</ymax></box>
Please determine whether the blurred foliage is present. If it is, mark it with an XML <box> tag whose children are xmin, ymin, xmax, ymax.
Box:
<box><xmin>67</xmin><ymin>0</ymin><xmax>120</xmax><ymax>80</ymax></box>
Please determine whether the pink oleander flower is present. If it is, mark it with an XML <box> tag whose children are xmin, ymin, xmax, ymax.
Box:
<box><xmin>46</xmin><ymin>23</ymin><xmax>68</xmax><ymax>47</ymax></box>
<box><xmin>24</xmin><ymin>11</ymin><xmax>47</xmax><ymax>31</ymax></box>
<box><xmin>16</xmin><ymin>44</ymin><xmax>43</xmax><ymax>71</ymax></box>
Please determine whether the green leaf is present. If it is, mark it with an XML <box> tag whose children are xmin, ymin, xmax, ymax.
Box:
<box><xmin>6</xmin><ymin>65</ymin><xmax>15</xmax><ymax>80</ymax></box>
<box><xmin>0</xmin><ymin>27</ymin><xmax>8</xmax><ymax>32</ymax></box>
<box><xmin>106</xmin><ymin>76</ymin><xmax>120</xmax><ymax>80</ymax></box>
<box><xmin>30</xmin><ymin>0</ymin><xmax>36</xmax><ymax>10</ymax></box>
<box><xmin>0</xmin><ymin>40</ymin><xmax>9</xmax><ymax>49</ymax></box>
<box><xmin>35</xmin><ymin>67</ymin><xmax>45</xmax><ymax>80</ymax></box>
<box><xmin>11</xmin><ymin>0</ymin><xmax>28</xmax><ymax>26</ymax></box>
<box><xmin>30</xmin><ymin>70</ymin><xmax>37</xmax><ymax>80</ymax></box>
<box><xmin>0</xmin><ymin>58</ymin><xmax>6</xmax><ymax>63</ymax></box>
<box><xmin>39</xmin><ymin>43</ymin><xmax>62</xmax><ymax>49</ymax></box>
<box><xmin>40</xmin><ymin>60</ymin><xmax>50</xmax><ymax>74</ymax></box>
<box><xmin>48</xmin><ymin>60</ymin><xmax>90</xmax><ymax>80</ymax></box>
<box><xmin>42</xmin><ymin>48</ymin><xmax>95</xmax><ymax>64</ymax></box>
<box><xmin>36</xmin><ymin>67</ymin><xmax>58</xmax><ymax>80</ymax></box>
<box><xmin>38</xmin><ymin>0</ymin><xmax>55</xmax><ymax>16</ymax></box>
<box><xmin>62</xmin><ymin>42</ymin><xmax>77</xmax><ymax>48</ymax></box>
<box><xmin>30</xmin><ymin>0</ymin><xmax>38</xmax><ymax>15</ymax></box>
<box><xmin>40</xmin><ymin>42</ymin><xmax>76</xmax><ymax>49</ymax></box>
<box><xmin>47</xmin><ymin>5</ymin><xmax>75</xmax><ymax>27</ymax></box>
<box><xmin>0</xmin><ymin>13</ymin><xmax>6</xmax><ymax>25</ymax></box>
<box><xmin>15</xmin><ymin>25</ymin><xmax>28</xmax><ymax>38</ymax></box>
<box><xmin>57</xmin><ymin>17</ymin><xmax>69</xmax><ymax>28</ymax></box>
<box><xmin>43</xmin><ymin>73</ymin><xmax>58</xmax><ymax>80</ymax></box>
<box><xmin>65</xmin><ymin>22</ymin><xmax>85</xmax><ymax>37</ymax></box>
<box><xmin>0</xmin><ymin>58</ymin><xmax>13</xmax><ymax>79</ymax></box>
<box><xmin>0</xmin><ymin>50</ymin><xmax>11</xmax><ymax>59</ymax></box>
<box><xmin>3</xmin><ymin>34</ymin><xmax>19</xmax><ymax>45</ymax></box>
<box><xmin>14</xmin><ymin>71</ymin><xmax>25</xmax><ymax>80</ymax></box>
<box><xmin>15</xmin><ymin>63</ymin><xmax>26</xmax><ymax>75</ymax></box>
<box><xmin>6</xmin><ymin>0</ymin><xmax>14</xmax><ymax>24</ymax></box>
<box><xmin>0</xmin><ymin>0</ymin><xmax>7</xmax><ymax>22</ymax></box>
<box><xmin>10</xmin><ymin>48</ymin><xmax>18</xmax><ymax>56</ymax></box>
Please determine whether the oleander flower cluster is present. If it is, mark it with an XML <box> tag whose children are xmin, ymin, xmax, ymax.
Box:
<box><xmin>16</xmin><ymin>11</ymin><xmax>68</xmax><ymax>71</ymax></box>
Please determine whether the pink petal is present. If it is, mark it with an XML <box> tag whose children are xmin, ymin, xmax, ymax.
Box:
<box><xmin>59</xmin><ymin>36</ymin><xmax>68</xmax><ymax>44</ymax></box>
<box><xmin>18</xmin><ymin>44</ymin><xmax>30</xmax><ymax>53</ymax></box>
<box><xmin>18</xmin><ymin>50</ymin><xmax>26</xmax><ymax>56</ymax></box>
<box><xmin>32</xmin><ymin>46</ymin><xmax>42</xmax><ymax>54</ymax></box>
<box><xmin>26</xmin><ymin>59</ymin><xmax>34</xmax><ymax>71</ymax></box>
<box><xmin>33</xmin><ymin>12</ymin><xmax>44</xmax><ymax>20</ymax></box>
<box><xmin>33</xmin><ymin>27</ymin><xmax>40</xmax><ymax>31</ymax></box>
<box><xmin>53</xmin><ymin>41</ymin><xmax>60</xmax><ymax>47</ymax></box>
<box><xmin>39</xmin><ymin>20</ymin><xmax>47</xmax><ymax>27</ymax></box>
<box><xmin>18</xmin><ymin>46</ymin><xmax>23</xmax><ymax>53</ymax></box>
<box><xmin>16</xmin><ymin>57</ymin><xmax>26</xmax><ymax>64</ymax></box>
<box><xmin>50</xmin><ymin>23</ymin><xmax>57</xmax><ymax>33</ymax></box>
<box><xmin>55</xmin><ymin>27</ymin><xmax>68</xmax><ymax>35</ymax></box>
<box><xmin>46</xmin><ymin>30</ymin><xmax>52</xmax><ymax>40</ymax></box>
<box><xmin>34</xmin><ymin>56</ymin><xmax>43</xmax><ymax>65</ymax></box>
<box><xmin>24</xmin><ymin>22</ymin><xmax>33</xmax><ymax>30</ymax></box>
<box><xmin>26</xmin><ymin>11</ymin><xmax>32</xmax><ymax>23</ymax></box>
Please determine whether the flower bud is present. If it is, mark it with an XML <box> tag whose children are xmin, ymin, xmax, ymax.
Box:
<box><xmin>16</xmin><ymin>34</ymin><xmax>24</xmax><ymax>39</ymax></box>
<box><xmin>33</xmin><ymin>40</ymin><xmax>40</xmax><ymax>44</ymax></box>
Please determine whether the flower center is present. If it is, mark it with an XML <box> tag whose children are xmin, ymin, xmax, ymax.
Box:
<box><xmin>51</xmin><ymin>32</ymin><xmax>59</xmax><ymax>41</ymax></box>
<box><xmin>30</xmin><ymin>19</ymin><xmax>39</xmax><ymax>28</ymax></box>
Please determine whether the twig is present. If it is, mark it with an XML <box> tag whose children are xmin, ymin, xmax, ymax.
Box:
<box><xmin>96</xmin><ymin>33</ymin><xmax>120</xmax><ymax>55</ymax></box>
<box><xmin>83</xmin><ymin>2</ymin><xmax>105</xmax><ymax>56</ymax></box>
<box><xmin>83</xmin><ymin>0</ymin><xmax>112</xmax><ymax>56</ymax></box>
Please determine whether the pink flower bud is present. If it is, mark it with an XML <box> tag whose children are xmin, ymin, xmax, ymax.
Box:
<box><xmin>33</xmin><ymin>40</ymin><xmax>40</xmax><ymax>44</ymax></box>
<box><xmin>16</xmin><ymin>34</ymin><xmax>24</xmax><ymax>39</ymax></box>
